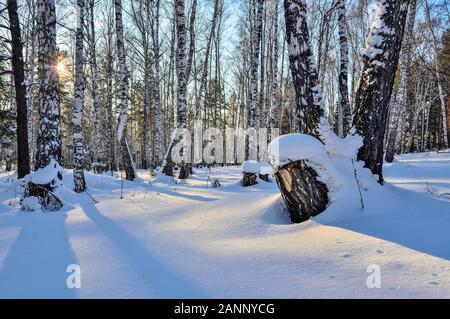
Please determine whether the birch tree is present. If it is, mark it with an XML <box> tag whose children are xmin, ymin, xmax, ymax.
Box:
<box><xmin>114</xmin><ymin>0</ymin><xmax>136</xmax><ymax>181</ymax></box>
<box><xmin>35</xmin><ymin>0</ymin><xmax>62</xmax><ymax>169</ymax></box>
<box><xmin>72</xmin><ymin>0</ymin><xmax>86</xmax><ymax>193</ymax></box>
<box><xmin>249</xmin><ymin>0</ymin><xmax>263</xmax><ymax>131</ymax></box>
<box><xmin>424</xmin><ymin>0</ymin><xmax>448</xmax><ymax>149</ymax></box>
<box><xmin>88</xmin><ymin>0</ymin><xmax>106</xmax><ymax>173</ymax></box>
<box><xmin>194</xmin><ymin>0</ymin><xmax>220</xmax><ymax>121</ymax></box>
<box><xmin>130</xmin><ymin>0</ymin><xmax>152</xmax><ymax>170</ymax></box>
<box><xmin>352</xmin><ymin>0</ymin><xmax>410</xmax><ymax>183</ymax></box>
<box><xmin>336</xmin><ymin>0</ymin><xmax>351</xmax><ymax>136</ymax></box>
<box><xmin>267</xmin><ymin>0</ymin><xmax>279</xmax><ymax>134</ymax></box>
<box><xmin>24</xmin><ymin>0</ymin><xmax>37</xmax><ymax>167</ymax></box>
<box><xmin>186</xmin><ymin>0</ymin><xmax>197</xmax><ymax>82</ymax></box>
<box><xmin>161</xmin><ymin>0</ymin><xmax>190</xmax><ymax>178</ymax></box>
<box><xmin>151</xmin><ymin>0</ymin><xmax>163</xmax><ymax>168</ymax></box>
<box><xmin>385</xmin><ymin>0</ymin><xmax>417</xmax><ymax>162</ymax></box>
<box><xmin>103</xmin><ymin>2</ymin><xmax>116</xmax><ymax>172</ymax></box>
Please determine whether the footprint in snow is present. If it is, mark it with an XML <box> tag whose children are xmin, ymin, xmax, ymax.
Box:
<box><xmin>340</xmin><ymin>253</ymin><xmax>353</xmax><ymax>258</ymax></box>
<box><xmin>376</xmin><ymin>250</ymin><xmax>385</xmax><ymax>254</ymax></box>
<box><xmin>428</xmin><ymin>281</ymin><xmax>440</xmax><ymax>286</ymax></box>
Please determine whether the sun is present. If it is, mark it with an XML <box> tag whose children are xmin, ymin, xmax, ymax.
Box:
<box><xmin>56</xmin><ymin>61</ymin><xmax>65</xmax><ymax>73</ymax></box>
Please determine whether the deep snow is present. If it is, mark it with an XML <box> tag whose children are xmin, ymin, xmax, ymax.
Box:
<box><xmin>0</xmin><ymin>151</ymin><xmax>449</xmax><ymax>298</ymax></box>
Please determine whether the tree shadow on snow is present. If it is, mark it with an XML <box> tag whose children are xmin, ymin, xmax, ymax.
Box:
<box><xmin>151</xmin><ymin>185</ymin><xmax>219</xmax><ymax>202</ymax></box>
<box><xmin>0</xmin><ymin>212</ymin><xmax>79</xmax><ymax>298</ymax></box>
<box><xmin>79</xmin><ymin>199</ymin><xmax>203</xmax><ymax>298</ymax></box>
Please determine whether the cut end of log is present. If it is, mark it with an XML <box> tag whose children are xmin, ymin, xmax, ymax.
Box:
<box><xmin>273</xmin><ymin>160</ymin><xmax>329</xmax><ymax>223</ymax></box>
<box><xmin>242</xmin><ymin>171</ymin><xmax>258</xmax><ymax>187</ymax></box>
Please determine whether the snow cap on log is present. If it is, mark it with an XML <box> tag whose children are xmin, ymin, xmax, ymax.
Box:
<box><xmin>242</xmin><ymin>160</ymin><xmax>272</xmax><ymax>175</ymax></box>
<box><xmin>268</xmin><ymin>134</ymin><xmax>328</xmax><ymax>170</ymax></box>
<box><xmin>29</xmin><ymin>158</ymin><xmax>63</xmax><ymax>186</ymax></box>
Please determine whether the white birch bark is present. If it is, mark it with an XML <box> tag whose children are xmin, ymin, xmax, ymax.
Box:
<box><xmin>194</xmin><ymin>0</ymin><xmax>220</xmax><ymax>121</ymax></box>
<box><xmin>385</xmin><ymin>0</ymin><xmax>416</xmax><ymax>162</ymax></box>
<box><xmin>72</xmin><ymin>0</ymin><xmax>86</xmax><ymax>193</ymax></box>
<box><xmin>161</xmin><ymin>0</ymin><xmax>189</xmax><ymax>177</ymax></box>
<box><xmin>352</xmin><ymin>0</ymin><xmax>410</xmax><ymax>182</ymax></box>
<box><xmin>249</xmin><ymin>0</ymin><xmax>263</xmax><ymax>130</ymax></box>
<box><xmin>336</xmin><ymin>0</ymin><xmax>351</xmax><ymax>136</ymax></box>
<box><xmin>88</xmin><ymin>0</ymin><xmax>106</xmax><ymax>173</ymax></box>
<box><xmin>424</xmin><ymin>0</ymin><xmax>448</xmax><ymax>148</ymax></box>
<box><xmin>284</xmin><ymin>0</ymin><xmax>326</xmax><ymax>138</ymax></box>
<box><xmin>151</xmin><ymin>0</ymin><xmax>163</xmax><ymax>168</ymax></box>
<box><xmin>114</xmin><ymin>0</ymin><xmax>136</xmax><ymax>181</ymax></box>
<box><xmin>268</xmin><ymin>0</ymin><xmax>279</xmax><ymax>133</ymax></box>
<box><xmin>35</xmin><ymin>0</ymin><xmax>62</xmax><ymax>169</ymax></box>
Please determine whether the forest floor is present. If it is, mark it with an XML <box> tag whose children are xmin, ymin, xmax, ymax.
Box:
<box><xmin>0</xmin><ymin>151</ymin><xmax>449</xmax><ymax>298</ymax></box>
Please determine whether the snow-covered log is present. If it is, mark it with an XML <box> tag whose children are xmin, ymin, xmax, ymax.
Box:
<box><xmin>22</xmin><ymin>159</ymin><xmax>63</xmax><ymax>211</ymax></box>
<box><xmin>268</xmin><ymin>134</ymin><xmax>329</xmax><ymax>223</ymax></box>
<box><xmin>242</xmin><ymin>161</ymin><xmax>272</xmax><ymax>186</ymax></box>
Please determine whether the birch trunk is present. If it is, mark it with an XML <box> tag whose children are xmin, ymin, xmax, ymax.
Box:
<box><xmin>424</xmin><ymin>0</ymin><xmax>448</xmax><ymax>149</ymax></box>
<box><xmin>72</xmin><ymin>0</ymin><xmax>86</xmax><ymax>193</ymax></box>
<box><xmin>194</xmin><ymin>0</ymin><xmax>220</xmax><ymax>121</ymax></box>
<box><xmin>114</xmin><ymin>0</ymin><xmax>136</xmax><ymax>181</ymax></box>
<box><xmin>35</xmin><ymin>0</ymin><xmax>62</xmax><ymax>169</ymax></box>
<box><xmin>268</xmin><ymin>0</ymin><xmax>278</xmax><ymax>134</ymax></box>
<box><xmin>385</xmin><ymin>0</ymin><xmax>416</xmax><ymax>162</ymax></box>
<box><xmin>337</xmin><ymin>0</ymin><xmax>351</xmax><ymax>136</ymax></box>
<box><xmin>161</xmin><ymin>0</ymin><xmax>190</xmax><ymax>178</ymax></box>
<box><xmin>151</xmin><ymin>0</ymin><xmax>163</xmax><ymax>169</ymax></box>
<box><xmin>88</xmin><ymin>0</ymin><xmax>106</xmax><ymax>173</ymax></box>
<box><xmin>249</xmin><ymin>0</ymin><xmax>263</xmax><ymax>130</ymax></box>
<box><xmin>186</xmin><ymin>0</ymin><xmax>197</xmax><ymax>82</ymax></box>
<box><xmin>352</xmin><ymin>0</ymin><xmax>410</xmax><ymax>182</ymax></box>
<box><xmin>105</xmin><ymin>9</ymin><xmax>116</xmax><ymax>172</ymax></box>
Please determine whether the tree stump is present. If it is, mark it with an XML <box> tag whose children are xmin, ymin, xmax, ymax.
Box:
<box><xmin>273</xmin><ymin>160</ymin><xmax>328</xmax><ymax>223</ymax></box>
<box><xmin>242</xmin><ymin>171</ymin><xmax>257</xmax><ymax>187</ymax></box>
<box><xmin>178</xmin><ymin>163</ymin><xmax>191</xmax><ymax>179</ymax></box>
<box><xmin>23</xmin><ymin>181</ymin><xmax>63</xmax><ymax>211</ymax></box>
<box><xmin>162</xmin><ymin>161</ymin><xmax>174</xmax><ymax>177</ymax></box>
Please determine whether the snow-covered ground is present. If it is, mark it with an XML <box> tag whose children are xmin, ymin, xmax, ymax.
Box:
<box><xmin>0</xmin><ymin>152</ymin><xmax>449</xmax><ymax>298</ymax></box>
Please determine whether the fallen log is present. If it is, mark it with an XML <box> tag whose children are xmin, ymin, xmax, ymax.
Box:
<box><xmin>21</xmin><ymin>159</ymin><xmax>63</xmax><ymax>211</ymax></box>
<box><xmin>273</xmin><ymin>160</ymin><xmax>328</xmax><ymax>223</ymax></box>
<box><xmin>242</xmin><ymin>171</ymin><xmax>258</xmax><ymax>187</ymax></box>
